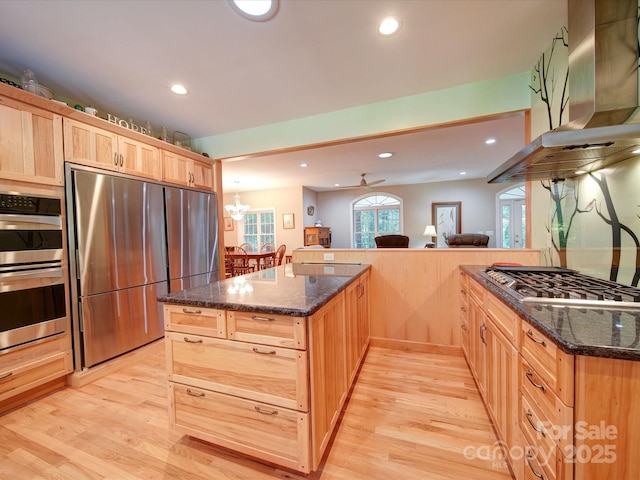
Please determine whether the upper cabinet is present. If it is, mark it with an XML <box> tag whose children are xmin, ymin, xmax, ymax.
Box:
<box><xmin>162</xmin><ymin>149</ymin><xmax>213</xmax><ymax>190</ymax></box>
<box><xmin>0</xmin><ymin>95</ymin><xmax>64</xmax><ymax>186</ymax></box>
<box><xmin>63</xmin><ymin>118</ymin><xmax>161</xmax><ymax>181</ymax></box>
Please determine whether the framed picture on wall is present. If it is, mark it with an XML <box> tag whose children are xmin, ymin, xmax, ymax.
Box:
<box><xmin>432</xmin><ymin>201</ymin><xmax>461</xmax><ymax>247</ymax></box>
<box><xmin>283</xmin><ymin>213</ymin><xmax>295</xmax><ymax>229</ymax></box>
<box><xmin>223</xmin><ymin>217</ymin><xmax>234</xmax><ymax>231</ymax></box>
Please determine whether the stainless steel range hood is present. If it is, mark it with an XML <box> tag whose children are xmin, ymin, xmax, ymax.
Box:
<box><xmin>488</xmin><ymin>0</ymin><xmax>640</xmax><ymax>183</ymax></box>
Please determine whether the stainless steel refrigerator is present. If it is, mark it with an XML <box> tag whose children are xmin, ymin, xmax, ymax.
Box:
<box><xmin>66</xmin><ymin>165</ymin><xmax>219</xmax><ymax>370</ymax></box>
<box><xmin>165</xmin><ymin>185</ymin><xmax>219</xmax><ymax>292</ymax></box>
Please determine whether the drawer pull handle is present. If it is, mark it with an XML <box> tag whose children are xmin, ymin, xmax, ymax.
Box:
<box><xmin>252</xmin><ymin>347</ymin><xmax>276</xmax><ymax>355</ymax></box>
<box><xmin>525</xmin><ymin>370</ymin><xmax>546</xmax><ymax>392</ymax></box>
<box><xmin>526</xmin><ymin>329</ymin><xmax>547</xmax><ymax>347</ymax></box>
<box><xmin>525</xmin><ymin>451</ymin><xmax>546</xmax><ymax>479</ymax></box>
<box><xmin>461</xmin><ymin>306</ymin><xmax>467</xmax><ymax>312</ymax></box>
<box><xmin>525</xmin><ymin>409</ymin><xmax>546</xmax><ymax>437</ymax></box>
<box><xmin>251</xmin><ymin>315</ymin><xmax>275</xmax><ymax>322</ymax></box>
<box><xmin>461</xmin><ymin>324</ymin><xmax>468</xmax><ymax>331</ymax></box>
<box><xmin>182</xmin><ymin>308</ymin><xmax>202</xmax><ymax>314</ymax></box>
<box><xmin>186</xmin><ymin>388</ymin><xmax>205</xmax><ymax>397</ymax></box>
<box><xmin>479</xmin><ymin>323</ymin><xmax>487</xmax><ymax>345</ymax></box>
<box><xmin>183</xmin><ymin>337</ymin><xmax>203</xmax><ymax>344</ymax></box>
<box><xmin>254</xmin><ymin>406</ymin><xmax>278</xmax><ymax>415</ymax></box>
<box><xmin>460</xmin><ymin>289</ymin><xmax>467</xmax><ymax>295</ymax></box>
<box><xmin>0</xmin><ymin>372</ymin><xmax>13</xmax><ymax>381</ymax></box>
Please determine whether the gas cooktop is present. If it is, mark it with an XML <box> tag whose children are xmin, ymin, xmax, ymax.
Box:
<box><xmin>480</xmin><ymin>266</ymin><xmax>640</xmax><ymax>309</ymax></box>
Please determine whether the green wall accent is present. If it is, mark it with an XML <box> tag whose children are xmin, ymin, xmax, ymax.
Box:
<box><xmin>194</xmin><ymin>72</ymin><xmax>532</xmax><ymax>159</ymax></box>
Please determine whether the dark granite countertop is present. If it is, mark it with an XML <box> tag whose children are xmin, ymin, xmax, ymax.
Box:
<box><xmin>461</xmin><ymin>265</ymin><xmax>640</xmax><ymax>361</ymax></box>
<box><xmin>158</xmin><ymin>262</ymin><xmax>370</xmax><ymax>317</ymax></box>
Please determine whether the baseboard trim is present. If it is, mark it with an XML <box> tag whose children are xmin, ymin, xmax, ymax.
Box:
<box><xmin>68</xmin><ymin>339</ymin><xmax>165</xmax><ymax>388</ymax></box>
<box><xmin>369</xmin><ymin>337</ymin><xmax>463</xmax><ymax>357</ymax></box>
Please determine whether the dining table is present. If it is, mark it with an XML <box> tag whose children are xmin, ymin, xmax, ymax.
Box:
<box><xmin>224</xmin><ymin>249</ymin><xmax>276</xmax><ymax>273</ymax></box>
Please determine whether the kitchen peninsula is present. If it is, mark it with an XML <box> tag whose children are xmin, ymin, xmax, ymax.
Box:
<box><xmin>158</xmin><ymin>262</ymin><xmax>370</xmax><ymax>474</ymax></box>
<box><xmin>460</xmin><ymin>265</ymin><xmax>640</xmax><ymax>480</ymax></box>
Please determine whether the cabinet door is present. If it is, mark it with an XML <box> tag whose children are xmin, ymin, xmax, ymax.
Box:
<box><xmin>357</xmin><ymin>271</ymin><xmax>370</xmax><ymax>361</ymax></box>
<box><xmin>191</xmin><ymin>158</ymin><xmax>213</xmax><ymax>189</ymax></box>
<box><xmin>119</xmin><ymin>135</ymin><xmax>161</xmax><ymax>180</ymax></box>
<box><xmin>63</xmin><ymin>118</ymin><xmax>118</xmax><ymax>170</ymax></box>
<box><xmin>161</xmin><ymin>150</ymin><xmax>190</xmax><ymax>186</ymax></box>
<box><xmin>487</xmin><ymin>322</ymin><xmax>518</xmax><ymax>448</ymax></box>
<box><xmin>0</xmin><ymin>100</ymin><xmax>64</xmax><ymax>185</ymax></box>
<box><xmin>470</xmin><ymin>296</ymin><xmax>488</xmax><ymax>397</ymax></box>
<box><xmin>343</xmin><ymin>273</ymin><xmax>370</xmax><ymax>386</ymax></box>
<box><xmin>308</xmin><ymin>292</ymin><xmax>347</xmax><ymax>470</ymax></box>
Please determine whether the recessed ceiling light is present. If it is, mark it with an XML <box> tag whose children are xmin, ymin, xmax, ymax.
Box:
<box><xmin>575</xmin><ymin>170</ymin><xmax>586</xmax><ymax>175</ymax></box>
<box><xmin>378</xmin><ymin>152</ymin><xmax>393</xmax><ymax>158</ymax></box>
<box><xmin>229</xmin><ymin>0</ymin><xmax>279</xmax><ymax>21</ymax></box>
<box><xmin>170</xmin><ymin>84</ymin><xmax>188</xmax><ymax>95</ymax></box>
<box><xmin>485</xmin><ymin>138</ymin><xmax>496</xmax><ymax>145</ymax></box>
<box><xmin>300</xmin><ymin>163</ymin><xmax>308</xmax><ymax>167</ymax></box>
<box><xmin>334</xmin><ymin>183</ymin><xmax>340</xmax><ymax>187</ymax></box>
<box><xmin>378</xmin><ymin>16</ymin><xmax>400</xmax><ymax>35</ymax></box>
<box><xmin>633</xmin><ymin>148</ymin><xmax>640</xmax><ymax>154</ymax></box>
<box><xmin>460</xmin><ymin>171</ymin><xmax>467</xmax><ymax>175</ymax></box>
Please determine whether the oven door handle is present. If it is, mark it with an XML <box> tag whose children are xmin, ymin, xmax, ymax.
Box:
<box><xmin>0</xmin><ymin>213</ymin><xmax>62</xmax><ymax>229</ymax></box>
<box><xmin>0</xmin><ymin>267</ymin><xmax>63</xmax><ymax>281</ymax></box>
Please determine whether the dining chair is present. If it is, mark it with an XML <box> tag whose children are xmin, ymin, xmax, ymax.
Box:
<box><xmin>274</xmin><ymin>244</ymin><xmax>286</xmax><ymax>266</ymax></box>
<box><xmin>240</xmin><ymin>242</ymin><xmax>253</xmax><ymax>253</ymax></box>
<box><xmin>263</xmin><ymin>244</ymin><xmax>286</xmax><ymax>269</ymax></box>
<box><xmin>260</xmin><ymin>243</ymin><xmax>275</xmax><ymax>253</ymax></box>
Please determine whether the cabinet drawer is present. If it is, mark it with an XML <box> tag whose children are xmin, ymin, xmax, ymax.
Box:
<box><xmin>164</xmin><ymin>304</ymin><xmax>226</xmax><ymax>338</ymax></box>
<box><xmin>469</xmin><ymin>277</ymin><xmax>486</xmax><ymax>305</ymax></box>
<box><xmin>486</xmin><ymin>293</ymin><xmax>519</xmax><ymax>345</ymax></box>
<box><xmin>520</xmin><ymin>357</ymin><xmax>573</xmax><ymax>437</ymax></box>
<box><xmin>228</xmin><ymin>310</ymin><xmax>306</xmax><ymax>350</ymax></box>
<box><xmin>520</xmin><ymin>389</ymin><xmax>571</xmax><ymax>457</ymax></box>
<box><xmin>167</xmin><ymin>332</ymin><xmax>308</xmax><ymax>411</ymax></box>
<box><xmin>169</xmin><ymin>382</ymin><xmax>311</xmax><ymax>473</ymax></box>
<box><xmin>0</xmin><ymin>350</ymin><xmax>72</xmax><ymax>402</ymax></box>
<box><xmin>520</xmin><ymin>322</ymin><xmax>574</xmax><ymax>405</ymax></box>
<box><xmin>522</xmin><ymin>442</ymin><xmax>573</xmax><ymax>480</ymax></box>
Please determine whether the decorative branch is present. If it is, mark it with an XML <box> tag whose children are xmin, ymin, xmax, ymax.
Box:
<box><xmin>529</xmin><ymin>27</ymin><xmax>569</xmax><ymax>130</ymax></box>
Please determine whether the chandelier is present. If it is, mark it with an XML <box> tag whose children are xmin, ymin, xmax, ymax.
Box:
<box><xmin>225</xmin><ymin>182</ymin><xmax>250</xmax><ymax>221</ymax></box>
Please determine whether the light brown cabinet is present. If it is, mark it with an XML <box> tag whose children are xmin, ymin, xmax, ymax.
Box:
<box><xmin>464</xmin><ymin>275</ymin><xmax>520</xmax><ymax>478</ymax></box>
<box><xmin>461</xmin><ymin>269</ymin><xmax>640</xmax><ymax>480</ymax></box>
<box><xmin>163</xmin><ymin>272</ymin><xmax>370</xmax><ymax>474</ymax></box>
<box><xmin>0</xmin><ymin>335</ymin><xmax>73</xmax><ymax>414</ymax></box>
<box><xmin>345</xmin><ymin>271</ymin><xmax>370</xmax><ymax>385</ymax></box>
<box><xmin>63</xmin><ymin>118</ymin><xmax>162</xmax><ymax>180</ymax></box>
<box><xmin>304</xmin><ymin>227</ymin><xmax>331</xmax><ymax>248</ymax></box>
<box><xmin>0</xmin><ymin>95</ymin><xmax>64</xmax><ymax>186</ymax></box>
<box><xmin>161</xmin><ymin>149</ymin><xmax>213</xmax><ymax>189</ymax></box>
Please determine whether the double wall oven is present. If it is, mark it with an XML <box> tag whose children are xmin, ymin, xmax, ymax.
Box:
<box><xmin>0</xmin><ymin>190</ymin><xmax>67</xmax><ymax>352</ymax></box>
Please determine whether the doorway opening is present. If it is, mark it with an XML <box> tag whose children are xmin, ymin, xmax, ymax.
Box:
<box><xmin>497</xmin><ymin>184</ymin><xmax>525</xmax><ymax>248</ymax></box>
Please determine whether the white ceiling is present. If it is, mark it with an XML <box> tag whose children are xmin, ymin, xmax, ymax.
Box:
<box><xmin>0</xmin><ymin>0</ymin><xmax>566</xmax><ymax>192</ymax></box>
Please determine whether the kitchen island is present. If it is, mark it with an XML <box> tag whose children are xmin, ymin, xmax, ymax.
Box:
<box><xmin>459</xmin><ymin>265</ymin><xmax>640</xmax><ymax>480</ymax></box>
<box><xmin>157</xmin><ymin>262</ymin><xmax>370</xmax><ymax>474</ymax></box>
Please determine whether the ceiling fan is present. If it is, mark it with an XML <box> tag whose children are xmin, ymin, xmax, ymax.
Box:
<box><xmin>340</xmin><ymin>173</ymin><xmax>386</xmax><ymax>190</ymax></box>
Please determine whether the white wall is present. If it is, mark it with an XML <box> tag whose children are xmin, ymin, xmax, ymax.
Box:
<box><xmin>302</xmin><ymin>187</ymin><xmax>318</xmax><ymax>228</ymax></box>
<box><xmin>317</xmin><ymin>178</ymin><xmax>507</xmax><ymax>248</ymax></box>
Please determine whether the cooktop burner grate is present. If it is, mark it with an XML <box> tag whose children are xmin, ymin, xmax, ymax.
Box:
<box><xmin>481</xmin><ymin>266</ymin><xmax>640</xmax><ymax>308</ymax></box>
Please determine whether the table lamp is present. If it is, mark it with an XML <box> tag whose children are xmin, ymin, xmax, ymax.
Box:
<box><xmin>423</xmin><ymin>224</ymin><xmax>437</xmax><ymax>248</ymax></box>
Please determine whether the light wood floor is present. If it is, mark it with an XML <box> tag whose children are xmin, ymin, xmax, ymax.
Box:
<box><xmin>0</xmin><ymin>341</ymin><xmax>513</xmax><ymax>479</ymax></box>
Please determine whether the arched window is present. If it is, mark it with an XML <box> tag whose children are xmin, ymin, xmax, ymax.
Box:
<box><xmin>496</xmin><ymin>184</ymin><xmax>525</xmax><ymax>248</ymax></box>
<box><xmin>351</xmin><ymin>193</ymin><xmax>403</xmax><ymax>248</ymax></box>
